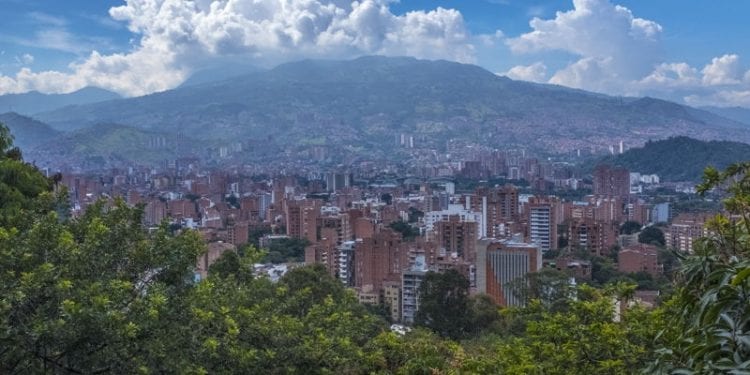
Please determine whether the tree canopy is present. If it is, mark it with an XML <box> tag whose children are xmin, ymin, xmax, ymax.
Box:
<box><xmin>1</xmin><ymin>123</ymin><xmax>748</xmax><ymax>373</ymax></box>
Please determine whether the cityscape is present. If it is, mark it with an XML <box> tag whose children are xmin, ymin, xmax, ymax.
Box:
<box><xmin>1</xmin><ymin>0</ymin><xmax>750</xmax><ymax>373</ymax></box>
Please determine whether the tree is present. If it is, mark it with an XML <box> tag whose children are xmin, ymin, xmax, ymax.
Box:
<box><xmin>261</xmin><ymin>237</ymin><xmax>309</xmax><ymax>263</ymax></box>
<box><xmin>415</xmin><ymin>269</ymin><xmax>473</xmax><ymax>340</ymax></box>
<box><xmin>638</xmin><ymin>226</ymin><xmax>665</xmax><ymax>246</ymax></box>
<box><xmin>507</xmin><ymin>268</ymin><xmax>574</xmax><ymax>310</ymax></box>
<box><xmin>388</xmin><ymin>220</ymin><xmax>420</xmax><ymax>241</ymax></box>
<box><xmin>0</xmin><ymin>199</ymin><xmax>206</xmax><ymax>373</ymax></box>
<box><xmin>463</xmin><ymin>284</ymin><xmax>656</xmax><ymax>375</ymax></box>
<box><xmin>650</xmin><ymin>163</ymin><xmax>750</xmax><ymax>373</ymax></box>
<box><xmin>620</xmin><ymin>220</ymin><xmax>642</xmax><ymax>235</ymax></box>
<box><xmin>0</xmin><ymin>122</ymin><xmax>53</xmax><ymax>226</ymax></box>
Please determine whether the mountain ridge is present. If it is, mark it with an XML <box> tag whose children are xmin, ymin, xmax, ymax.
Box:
<box><xmin>0</xmin><ymin>112</ymin><xmax>60</xmax><ymax>151</ymax></box>
<box><xmin>0</xmin><ymin>87</ymin><xmax>121</xmax><ymax>116</ymax></box>
<box><xmin>31</xmin><ymin>56</ymin><xmax>750</xmax><ymax>156</ymax></box>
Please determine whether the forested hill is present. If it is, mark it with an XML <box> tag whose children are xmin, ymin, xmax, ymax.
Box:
<box><xmin>0</xmin><ymin>112</ymin><xmax>60</xmax><ymax>150</ymax></box>
<box><xmin>597</xmin><ymin>136</ymin><xmax>750</xmax><ymax>181</ymax></box>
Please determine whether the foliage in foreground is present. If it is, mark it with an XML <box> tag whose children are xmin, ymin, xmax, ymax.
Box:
<box><xmin>2</xmin><ymin>123</ymin><xmax>749</xmax><ymax>373</ymax></box>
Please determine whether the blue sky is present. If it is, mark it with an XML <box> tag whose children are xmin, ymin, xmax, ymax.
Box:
<box><xmin>1</xmin><ymin>0</ymin><xmax>749</xmax><ymax>107</ymax></box>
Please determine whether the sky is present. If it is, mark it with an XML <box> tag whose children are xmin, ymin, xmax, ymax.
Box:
<box><xmin>0</xmin><ymin>0</ymin><xmax>749</xmax><ymax>108</ymax></box>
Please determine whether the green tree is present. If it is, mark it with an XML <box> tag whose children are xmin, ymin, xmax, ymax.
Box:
<box><xmin>620</xmin><ymin>220</ymin><xmax>642</xmax><ymax>235</ymax></box>
<box><xmin>364</xmin><ymin>329</ymin><xmax>464</xmax><ymax>374</ymax></box>
<box><xmin>263</xmin><ymin>237</ymin><xmax>309</xmax><ymax>263</ymax></box>
<box><xmin>507</xmin><ymin>268</ymin><xmax>574</xmax><ymax>309</ymax></box>
<box><xmin>463</xmin><ymin>285</ymin><xmax>654</xmax><ymax>375</ymax></box>
<box><xmin>0</xmin><ymin>199</ymin><xmax>205</xmax><ymax>373</ymax></box>
<box><xmin>649</xmin><ymin>162</ymin><xmax>750</xmax><ymax>373</ymax></box>
<box><xmin>0</xmin><ymin>122</ymin><xmax>53</xmax><ymax>226</ymax></box>
<box><xmin>388</xmin><ymin>220</ymin><xmax>420</xmax><ymax>241</ymax></box>
<box><xmin>638</xmin><ymin>226</ymin><xmax>665</xmax><ymax>246</ymax></box>
<box><xmin>415</xmin><ymin>269</ymin><xmax>473</xmax><ymax>340</ymax></box>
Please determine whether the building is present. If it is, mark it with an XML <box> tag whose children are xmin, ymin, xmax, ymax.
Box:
<box><xmin>423</xmin><ymin>204</ymin><xmax>482</xmax><ymax>236</ymax></box>
<box><xmin>382</xmin><ymin>281</ymin><xmax>401</xmax><ymax>323</ymax></box>
<box><xmin>527</xmin><ymin>196</ymin><xmax>559</xmax><ymax>253</ymax></box>
<box><xmin>337</xmin><ymin>240</ymin><xmax>357</xmax><ymax>287</ymax></box>
<box><xmin>476</xmin><ymin>239</ymin><xmax>542</xmax><ymax>306</ymax></box>
<box><xmin>566</xmin><ymin>218</ymin><xmax>617</xmax><ymax>256</ymax></box>
<box><xmin>356</xmin><ymin>285</ymin><xmax>381</xmax><ymax>305</ymax></box>
<box><xmin>285</xmin><ymin>199</ymin><xmax>320</xmax><ymax>242</ymax></box>
<box><xmin>651</xmin><ymin>203</ymin><xmax>670</xmax><ymax>224</ymax></box>
<box><xmin>436</xmin><ymin>214</ymin><xmax>478</xmax><ymax>261</ymax></box>
<box><xmin>401</xmin><ymin>266</ymin><xmax>426</xmax><ymax>324</ymax></box>
<box><xmin>227</xmin><ymin>221</ymin><xmax>249</xmax><ymax>246</ymax></box>
<box><xmin>666</xmin><ymin>213</ymin><xmax>711</xmax><ymax>253</ymax></box>
<box><xmin>465</xmin><ymin>185</ymin><xmax>519</xmax><ymax>238</ymax></box>
<box><xmin>325</xmin><ymin>172</ymin><xmax>353</xmax><ymax>192</ymax></box>
<box><xmin>354</xmin><ymin>229</ymin><xmax>408</xmax><ymax>291</ymax></box>
<box><xmin>618</xmin><ymin>244</ymin><xmax>662</xmax><ymax>276</ymax></box>
<box><xmin>317</xmin><ymin>213</ymin><xmax>352</xmax><ymax>245</ymax></box>
<box><xmin>593</xmin><ymin>165</ymin><xmax>630</xmax><ymax>198</ymax></box>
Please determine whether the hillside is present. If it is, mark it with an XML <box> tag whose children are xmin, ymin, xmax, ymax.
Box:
<box><xmin>34</xmin><ymin>56</ymin><xmax>750</xmax><ymax>156</ymax></box>
<box><xmin>596</xmin><ymin>136</ymin><xmax>750</xmax><ymax>181</ymax></box>
<box><xmin>0</xmin><ymin>87</ymin><xmax>121</xmax><ymax>116</ymax></box>
<box><xmin>27</xmin><ymin>123</ymin><xmax>197</xmax><ymax>168</ymax></box>
<box><xmin>700</xmin><ymin>106</ymin><xmax>750</xmax><ymax>127</ymax></box>
<box><xmin>0</xmin><ymin>112</ymin><xmax>60</xmax><ymax>150</ymax></box>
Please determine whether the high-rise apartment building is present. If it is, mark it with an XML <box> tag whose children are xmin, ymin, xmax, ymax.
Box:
<box><xmin>354</xmin><ymin>229</ymin><xmax>408</xmax><ymax>291</ymax></box>
<box><xmin>462</xmin><ymin>185</ymin><xmax>519</xmax><ymax>238</ymax></box>
<box><xmin>476</xmin><ymin>240</ymin><xmax>542</xmax><ymax>306</ymax></box>
<box><xmin>666</xmin><ymin>213</ymin><xmax>711</xmax><ymax>253</ymax></box>
<box><xmin>593</xmin><ymin>165</ymin><xmax>630</xmax><ymax>198</ymax></box>
<box><xmin>436</xmin><ymin>214</ymin><xmax>478</xmax><ymax>261</ymax></box>
<box><xmin>285</xmin><ymin>199</ymin><xmax>320</xmax><ymax>242</ymax></box>
<box><xmin>567</xmin><ymin>218</ymin><xmax>617</xmax><ymax>256</ymax></box>
<box><xmin>337</xmin><ymin>240</ymin><xmax>357</xmax><ymax>287</ymax></box>
<box><xmin>527</xmin><ymin>196</ymin><xmax>559</xmax><ymax>253</ymax></box>
<box><xmin>401</xmin><ymin>267</ymin><xmax>426</xmax><ymax>324</ymax></box>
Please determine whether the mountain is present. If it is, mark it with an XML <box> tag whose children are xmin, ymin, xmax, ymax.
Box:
<box><xmin>34</xmin><ymin>56</ymin><xmax>750</xmax><ymax>157</ymax></box>
<box><xmin>700</xmin><ymin>106</ymin><xmax>750</xmax><ymax>127</ymax></box>
<box><xmin>179</xmin><ymin>63</ymin><xmax>262</xmax><ymax>87</ymax></box>
<box><xmin>27</xmin><ymin>123</ymin><xmax>197</xmax><ymax>169</ymax></box>
<box><xmin>595</xmin><ymin>136</ymin><xmax>750</xmax><ymax>181</ymax></box>
<box><xmin>0</xmin><ymin>112</ymin><xmax>60</xmax><ymax>150</ymax></box>
<box><xmin>0</xmin><ymin>87</ymin><xmax>121</xmax><ymax>116</ymax></box>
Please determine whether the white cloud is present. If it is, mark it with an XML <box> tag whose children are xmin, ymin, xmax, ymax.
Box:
<box><xmin>702</xmin><ymin>54</ymin><xmax>743</xmax><ymax>86</ymax></box>
<box><xmin>503</xmin><ymin>62</ymin><xmax>547</xmax><ymax>82</ymax></box>
<box><xmin>549</xmin><ymin>57</ymin><xmax>619</xmax><ymax>92</ymax></box>
<box><xmin>28</xmin><ymin>12</ymin><xmax>68</xmax><ymax>27</ymax></box>
<box><xmin>18</xmin><ymin>54</ymin><xmax>34</xmax><ymax>65</ymax></box>
<box><xmin>507</xmin><ymin>0</ymin><xmax>662</xmax><ymax>92</ymax></box>
<box><xmin>504</xmin><ymin>0</ymin><xmax>750</xmax><ymax>107</ymax></box>
<box><xmin>638</xmin><ymin>62</ymin><xmax>700</xmax><ymax>88</ymax></box>
<box><xmin>685</xmin><ymin>90</ymin><xmax>750</xmax><ymax>108</ymax></box>
<box><xmin>0</xmin><ymin>0</ymin><xmax>483</xmax><ymax>97</ymax></box>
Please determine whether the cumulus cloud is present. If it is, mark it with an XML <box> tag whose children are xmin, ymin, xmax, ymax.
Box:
<box><xmin>503</xmin><ymin>62</ymin><xmax>547</xmax><ymax>82</ymax></box>
<box><xmin>0</xmin><ymin>0</ymin><xmax>481</xmax><ymax>97</ymax></box>
<box><xmin>634</xmin><ymin>55</ymin><xmax>750</xmax><ymax>107</ymax></box>
<box><xmin>507</xmin><ymin>0</ymin><xmax>662</xmax><ymax>91</ymax></box>
<box><xmin>702</xmin><ymin>54</ymin><xmax>743</xmax><ymax>86</ymax></box>
<box><xmin>685</xmin><ymin>90</ymin><xmax>750</xmax><ymax>108</ymax></box>
<box><xmin>638</xmin><ymin>62</ymin><xmax>700</xmax><ymax>88</ymax></box>
<box><xmin>504</xmin><ymin>0</ymin><xmax>750</xmax><ymax>107</ymax></box>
